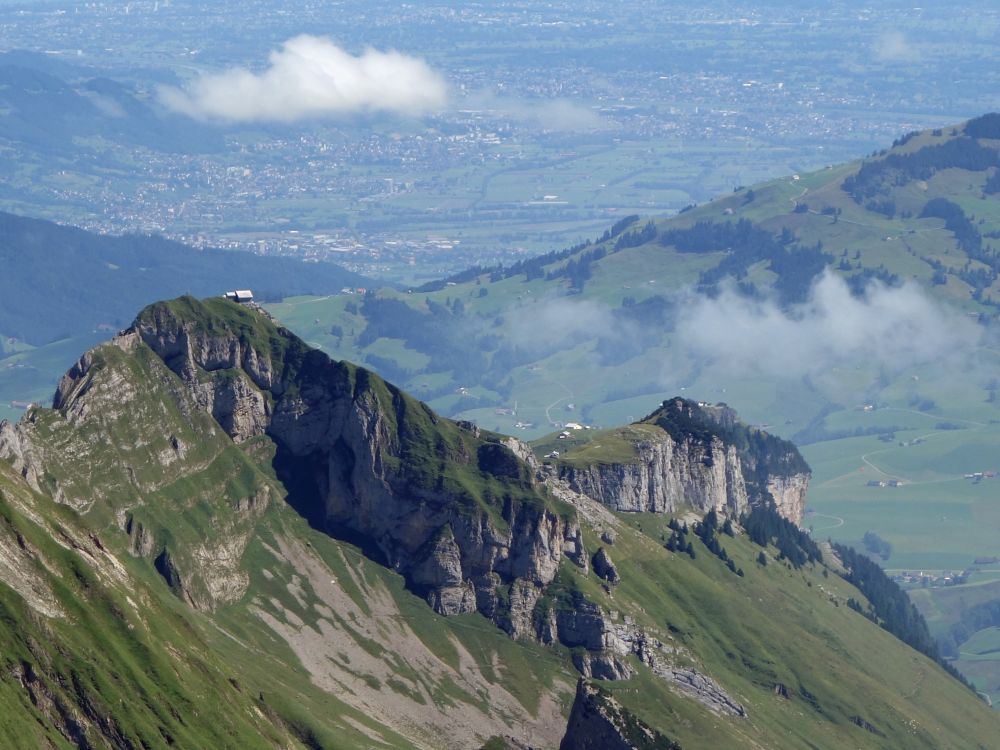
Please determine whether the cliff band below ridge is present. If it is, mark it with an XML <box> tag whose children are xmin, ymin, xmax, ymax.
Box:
<box><xmin>557</xmin><ymin>434</ymin><xmax>750</xmax><ymax>517</ymax></box>
<box><xmin>549</xmin><ymin>399</ymin><xmax>809</xmax><ymax>526</ymax></box>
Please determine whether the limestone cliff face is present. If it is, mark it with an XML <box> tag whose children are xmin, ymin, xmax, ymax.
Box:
<box><xmin>0</xmin><ymin>416</ymin><xmax>42</xmax><ymax>493</ymax></box>
<box><xmin>559</xmin><ymin>434</ymin><xmax>749</xmax><ymax>517</ymax></box>
<box><xmin>133</xmin><ymin>298</ymin><xmax>583</xmax><ymax>629</ymax></box>
<box><xmin>767</xmin><ymin>473</ymin><xmax>809</xmax><ymax>526</ymax></box>
<box><xmin>555</xmin><ymin>398</ymin><xmax>810</xmax><ymax>525</ymax></box>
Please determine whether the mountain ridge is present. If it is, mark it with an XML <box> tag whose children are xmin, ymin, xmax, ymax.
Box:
<box><xmin>0</xmin><ymin>296</ymin><xmax>997</xmax><ymax>748</ymax></box>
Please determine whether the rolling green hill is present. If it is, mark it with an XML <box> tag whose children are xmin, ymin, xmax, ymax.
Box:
<box><xmin>0</xmin><ymin>297</ymin><xmax>998</xmax><ymax>748</ymax></box>
<box><xmin>265</xmin><ymin>114</ymin><xmax>1000</xmax><ymax>703</ymax></box>
<box><xmin>265</xmin><ymin>116</ymin><xmax>1000</xmax><ymax>553</ymax></box>
<box><xmin>270</xmin><ymin>114</ymin><xmax>1000</xmax><ymax>436</ymax></box>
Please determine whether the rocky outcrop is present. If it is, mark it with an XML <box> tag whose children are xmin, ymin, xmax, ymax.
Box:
<box><xmin>123</xmin><ymin>514</ymin><xmax>155</xmax><ymax>558</ymax></box>
<box><xmin>133</xmin><ymin>298</ymin><xmax>582</xmax><ymax>630</ymax></box>
<box><xmin>653</xmin><ymin>667</ymin><xmax>746</xmax><ymax>718</ymax></box>
<box><xmin>0</xmin><ymin>416</ymin><xmax>43</xmax><ymax>493</ymax></box>
<box><xmin>411</xmin><ymin>525</ymin><xmax>477</xmax><ymax>615</ymax></box>
<box><xmin>536</xmin><ymin>587</ymin><xmax>746</xmax><ymax>714</ymax></box>
<box><xmin>558</xmin><ymin>433</ymin><xmax>749</xmax><ymax>517</ymax></box>
<box><xmin>0</xmin><ymin>512</ymin><xmax>63</xmax><ymax>619</ymax></box>
<box><xmin>592</xmin><ymin>547</ymin><xmax>619</xmax><ymax>584</ymax></box>
<box><xmin>555</xmin><ymin>398</ymin><xmax>811</xmax><ymax>525</ymax></box>
<box><xmin>767</xmin><ymin>473</ymin><xmax>809</xmax><ymax>526</ymax></box>
<box><xmin>572</xmin><ymin>650</ymin><xmax>634</xmax><ymax>681</ymax></box>
<box><xmin>559</xmin><ymin>679</ymin><xmax>681</xmax><ymax>750</ymax></box>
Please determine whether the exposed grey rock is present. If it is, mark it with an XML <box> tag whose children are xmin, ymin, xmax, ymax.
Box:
<box><xmin>592</xmin><ymin>547</ymin><xmax>619</xmax><ymax>585</ymax></box>
<box><xmin>455</xmin><ymin>420</ymin><xmax>481</xmax><ymax>438</ymax></box>
<box><xmin>542</xmin><ymin>591</ymin><xmax>745</xmax><ymax>719</ymax></box>
<box><xmin>135</xmin><ymin>301</ymin><xmax>581</xmax><ymax>631</ymax></box>
<box><xmin>123</xmin><ymin>514</ymin><xmax>155</xmax><ymax>558</ymax></box>
<box><xmin>559</xmin><ymin>679</ymin><xmax>679</xmax><ymax>750</ymax></box>
<box><xmin>0</xmin><ymin>507</ymin><xmax>63</xmax><ymax>618</ymax></box>
<box><xmin>572</xmin><ymin>650</ymin><xmax>634</xmax><ymax>681</ymax></box>
<box><xmin>767</xmin><ymin>472</ymin><xmax>809</xmax><ymax>526</ymax></box>
<box><xmin>601</xmin><ymin>529</ymin><xmax>616</xmax><ymax>545</ymax></box>
<box><xmin>554</xmin><ymin>398</ymin><xmax>810</xmax><ymax>525</ymax></box>
<box><xmin>204</xmin><ymin>371</ymin><xmax>270</xmax><ymax>443</ymax></box>
<box><xmin>502</xmin><ymin>579</ymin><xmax>545</xmax><ymax>639</ymax></box>
<box><xmin>564</xmin><ymin>526</ymin><xmax>588</xmax><ymax>570</ymax></box>
<box><xmin>559</xmin><ymin>433</ymin><xmax>749</xmax><ymax>517</ymax></box>
<box><xmin>655</xmin><ymin>666</ymin><xmax>746</xmax><ymax>717</ymax></box>
<box><xmin>411</xmin><ymin>526</ymin><xmax>478</xmax><ymax>615</ymax></box>
<box><xmin>501</xmin><ymin>435</ymin><xmax>537</xmax><ymax>469</ymax></box>
<box><xmin>0</xmin><ymin>416</ymin><xmax>43</xmax><ymax>492</ymax></box>
<box><xmin>546</xmin><ymin>598</ymin><xmax>624</xmax><ymax>653</ymax></box>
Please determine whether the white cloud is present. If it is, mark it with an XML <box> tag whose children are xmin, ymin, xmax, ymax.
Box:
<box><xmin>502</xmin><ymin>297</ymin><xmax>624</xmax><ymax>354</ymax></box>
<box><xmin>674</xmin><ymin>271</ymin><xmax>979</xmax><ymax>379</ymax></box>
<box><xmin>873</xmin><ymin>31</ymin><xmax>917</xmax><ymax>62</ymax></box>
<box><xmin>463</xmin><ymin>91</ymin><xmax>607</xmax><ymax>131</ymax></box>
<box><xmin>159</xmin><ymin>35</ymin><xmax>448</xmax><ymax>122</ymax></box>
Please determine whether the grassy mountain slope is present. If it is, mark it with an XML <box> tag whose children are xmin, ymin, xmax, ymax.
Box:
<box><xmin>0</xmin><ymin>461</ymin><xmax>306</xmax><ymax>749</ymax></box>
<box><xmin>0</xmin><ymin>298</ymin><xmax>998</xmax><ymax>748</ymax></box>
<box><xmin>269</xmin><ymin>115</ymin><xmax>1000</xmax><ymax>439</ymax></box>
<box><xmin>266</xmin><ymin>116</ymin><xmax>1000</xmax><ymax>692</ymax></box>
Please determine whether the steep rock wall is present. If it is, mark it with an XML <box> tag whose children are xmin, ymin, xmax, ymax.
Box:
<box><xmin>767</xmin><ymin>473</ymin><xmax>809</xmax><ymax>526</ymax></box>
<box><xmin>558</xmin><ymin>434</ymin><xmax>749</xmax><ymax>517</ymax></box>
<box><xmin>134</xmin><ymin>299</ymin><xmax>584</xmax><ymax>629</ymax></box>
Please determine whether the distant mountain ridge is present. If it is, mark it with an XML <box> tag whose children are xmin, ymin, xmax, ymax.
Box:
<box><xmin>0</xmin><ymin>53</ymin><xmax>221</xmax><ymax>155</ymax></box>
<box><xmin>0</xmin><ymin>211</ymin><xmax>372</xmax><ymax>345</ymax></box>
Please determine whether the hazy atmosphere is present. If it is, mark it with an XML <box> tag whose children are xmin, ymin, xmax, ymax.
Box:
<box><xmin>3</xmin><ymin>2</ymin><xmax>1000</xmax><ymax>747</ymax></box>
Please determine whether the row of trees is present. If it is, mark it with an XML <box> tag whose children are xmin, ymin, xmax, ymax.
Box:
<box><xmin>939</xmin><ymin>600</ymin><xmax>1000</xmax><ymax>658</ymax></box>
<box><xmin>862</xmin><ymin>531</ymin><xmax>893</xmax><ymax>562</ymax></box>
<box><xmin>920</xmin><ymin>198</ymin><xmax>984</xmax><ymax>259</ymax></box>
<box><xmin>693</xmin><ymin>510</ymin><xmax>743</xmax><ymax>575</ymax></box>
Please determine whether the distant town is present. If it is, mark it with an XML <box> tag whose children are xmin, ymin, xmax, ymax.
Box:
<box><xmin>2</xmin><ymin>0</ymin><xmax>993</xmax><ymax>281</ymax></box>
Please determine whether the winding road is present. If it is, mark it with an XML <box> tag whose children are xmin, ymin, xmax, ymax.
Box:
<box><xmin>808</xmin><ymin>513</ymin><xmax>845</xmax><ymax>531</ymax></box>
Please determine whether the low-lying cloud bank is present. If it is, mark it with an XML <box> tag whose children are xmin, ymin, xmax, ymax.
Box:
<box><xmin>499</xmin><ymin>271</ymin><xmax>981</xmax><ymax>385</ymax></box>
<box><xmin>159</xmin><ymin>35</ymin><xmax>448</xmax><ymax>122</ymax></box>
<box><xmin>674</xmin><ymin>271</ymin><xmax>980</xmax><ymax>378</ymax></box>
